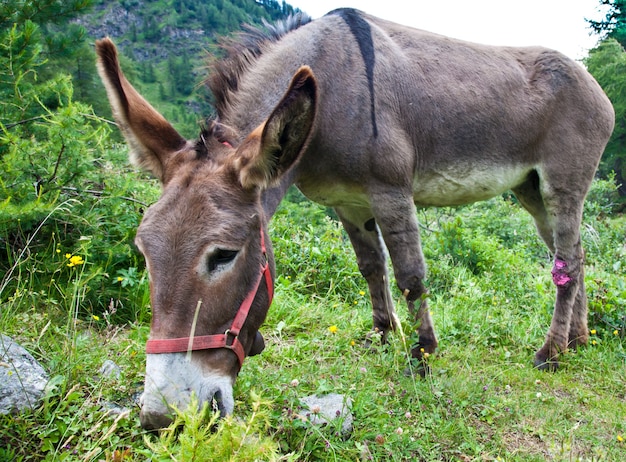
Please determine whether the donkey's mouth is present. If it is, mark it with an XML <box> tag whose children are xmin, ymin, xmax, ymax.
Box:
<box><xmin>140</xmin><ymin>352</ymin><xmax>236</xmax><ymax>430</ymax></box>
<box><xmin>139</xmin><ymin>385</ymin><xmax>234</xmax><ymax>431</ymax></box>
<box><xmin>140</xmin><ymin>406</ymin><xmax>175</xmax><ymax>431</ymax></box>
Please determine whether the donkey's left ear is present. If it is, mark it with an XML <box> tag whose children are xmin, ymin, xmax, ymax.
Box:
<box><xmin>237</xmin><ymin>66</ymin><xmax>317</xmax><ymax>189</ymax></box>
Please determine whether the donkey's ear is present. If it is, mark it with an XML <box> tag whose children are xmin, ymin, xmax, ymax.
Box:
<box><xmin>237</xmin><ymin>66</ymin><xmax>317</xmax><ymax>189</ymax></box>
<box><xmin>96</xmin><ymin>38</ymin><xmax>187</xmax><ymax>181</ymax></box>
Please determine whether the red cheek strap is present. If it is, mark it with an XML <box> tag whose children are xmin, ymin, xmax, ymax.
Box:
<box><xmin>145</xmin><ymin>228</ymin><xmax>273</xmax><ymax>369</ymax></box>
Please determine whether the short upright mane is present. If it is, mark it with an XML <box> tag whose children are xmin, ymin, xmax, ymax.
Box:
<box><xmin>207</xmin><ymin>13</ymin><xmax>312</xmax><ymax>118</ymax></box>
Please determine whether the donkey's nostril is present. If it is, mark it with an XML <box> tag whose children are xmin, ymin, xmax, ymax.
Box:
<box><xmin>139</xmin><ymin>409</ymin><xmax>174</xmax><ymax>431</ymax></box>
<box><xmin>213</xmin><ymin>390</ymin><xmax>228</xmax><ymax>417</ymax></box>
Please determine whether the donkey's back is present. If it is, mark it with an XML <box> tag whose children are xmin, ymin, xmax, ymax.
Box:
<box><xmin>269</xmin><ymin>10</ymin><xmax>613</xmax><ymax>210</ymax></box>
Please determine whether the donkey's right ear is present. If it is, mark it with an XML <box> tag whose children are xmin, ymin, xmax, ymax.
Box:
<box><xmin>96</xmin><ymin>38</ymin><xmax>188</xmax><ymax>181</ymax></box>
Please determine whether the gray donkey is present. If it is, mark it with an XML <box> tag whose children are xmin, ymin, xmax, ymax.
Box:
<box><xmin>96</xmin><ymin>8</ymin><xmax>614</xmax><ymax>430</ymax></box>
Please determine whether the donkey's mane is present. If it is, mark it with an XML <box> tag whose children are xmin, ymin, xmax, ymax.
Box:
<box><xmin>207</xmin><ymin>13</ymin><xmax>312</xmax><ymax>118</ymax></box>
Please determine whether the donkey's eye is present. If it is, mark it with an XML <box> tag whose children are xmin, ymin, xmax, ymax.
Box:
<box><xmin>207</xmin><ymin>249</ymin><xmax>238</xmax><ymax>273</ymax></box>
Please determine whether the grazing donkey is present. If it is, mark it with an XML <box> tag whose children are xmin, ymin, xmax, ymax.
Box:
<box><xmin>96</xmin><ymin>8</ymin><xmax>614</xmax><ymax>430</ymax></box>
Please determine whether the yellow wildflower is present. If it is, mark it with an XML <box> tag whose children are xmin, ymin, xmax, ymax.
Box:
<box><xmin>117</xmin><ymin>276</ymin><xmax>124</xmax><ymax>282</ymax></box>
<box><xmin>67</xmin><ymin>255</ymin><xmax>84</xmax><ymax>267</ymax></box>
<box><xmin>65</xmin><ymin>253</ymin><xmax>72</xmax><ymax>259</ymax></box>
<box><xmin>359</xmin><ymin>290</ymin><xmax>365</xmax><ymax>296</ymax></box>
<box><xmin>614</xmin><ymin>330</ymin><xmax>619</xmax><ymax>336</ymax></box>
<box><xmin>328</xmin><ymin>325</ymin><xmax>338</xmax><ymax>334</ymax></box>
<box><xmin>92</xmin><ymin>315</ymin><xmax>100</xmax><ymax>321</ymax></box>
<box><xmin>590</xmin><ymin>329</ymin><xmax>597</xmax><ymax>335</ymax></box>
<box><xmin>617</xmin><ymin>434</ymin><xmax>624</xmax><ymax>443</ymax></box>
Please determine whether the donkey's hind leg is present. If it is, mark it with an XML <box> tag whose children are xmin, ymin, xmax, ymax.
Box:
<box><xmin>513</xmin><ymin>171</ymin><xmax>588</xmax><ymax>370</ymax></box>
<box><xmin>567</xmin><ymin>269</ymin><xmax>589</xmax><ymax>349</ymax></box>
<box><xmin>335</xmin><ymin>206</ymin><xmax>399</xmax><ymax>341</ymax></box>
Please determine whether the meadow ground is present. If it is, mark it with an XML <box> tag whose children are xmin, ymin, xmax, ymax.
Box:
<box><xmin>1</xmin><ymin>186</ymin><xmax>625</xmax><ymax>461</ymax></box>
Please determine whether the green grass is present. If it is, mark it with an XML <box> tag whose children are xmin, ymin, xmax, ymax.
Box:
<box><xmin>1</xmin><ymin>185</ymin><xmax>625</xmax><ymax>461</ymax></box>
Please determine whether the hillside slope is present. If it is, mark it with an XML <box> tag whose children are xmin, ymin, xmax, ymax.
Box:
<box><xmin>77</xmin><ymin>0</ymin><xmax>302</xmax><ymax>135</ymax></box>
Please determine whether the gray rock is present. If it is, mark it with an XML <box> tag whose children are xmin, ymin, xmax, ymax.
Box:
<box><xmin>300</xmin><ymin>393</ymin><xmax>353</xmax><ymax>435</ymax></box>
<box><xmin>99</xmin><ymin>359</ymin><xmax>121</xmax><ymax>380</ymax></box>
<box><xmin>0</xmin><ymin>335</ymin><xmax>49</xmax><ymax>414</ymax></box>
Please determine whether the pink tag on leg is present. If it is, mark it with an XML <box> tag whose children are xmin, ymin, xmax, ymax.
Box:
<box><xmin>551</xmin><ymin>258</ymin><xmax>573</xmax><ymax>287</ymax></box>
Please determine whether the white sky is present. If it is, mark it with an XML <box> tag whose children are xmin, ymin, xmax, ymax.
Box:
<box><xmin>286</xmin><ymin>0</ymin><xmax>609</xmax><ymax>60</ymax></box>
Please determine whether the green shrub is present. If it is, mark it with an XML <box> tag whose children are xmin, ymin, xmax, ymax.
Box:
<box><xmin>584</xmin><ymin>173</ymin><xmax>621</xmax><ymax>217</ymax></box>
<box><xmin>1</xmin><ymin>20</ymin><xmax>156</xmax><ymax>326</ymax></box>
<box><xmin>587</xmin><ymin>269</ymin><xmax>626</xmax><ymax>336</ymax></box>
<box><xmin>144</xmin><ymin>393</ymin><xmax>282</xmax><ymax>461</ymax></box>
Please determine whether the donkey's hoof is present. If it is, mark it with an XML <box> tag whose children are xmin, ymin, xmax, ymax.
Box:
<box><xmin>567</xmin><ymin>335</ymin><xmax>588</xmax><ymax>350</ymax></box>
<box><xmin>403</xmin><ymin>361</ymin><xmax>430</xmax><ymax>378</ymax></box>
<box><xmin>363</xmin><ymin>328</ymin><xmax>387</xmax><ymax>350</ymax></box>
<box><xmin>533</xmin><ymin>355</ymin><xmax>559</xmax><ymax>372</ymax></box>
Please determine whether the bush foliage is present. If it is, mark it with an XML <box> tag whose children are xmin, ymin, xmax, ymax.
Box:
<box><xmin>1</xmin><ymin>16</ymin><xmax>159</xmax><ymax>325</ymax></box>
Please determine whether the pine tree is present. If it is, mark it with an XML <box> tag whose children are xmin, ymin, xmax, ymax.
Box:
<box><xmin>585</xmin><ymin>39</ymin><xmax>626</xmax><ymax>196</ymax></box>
<box><xmin>588</xmin><ymin>1</ymin><xmax>626</xmax><ymax>196</ymax></box>
<box><xmin>589</xmin><ymin>0</ymin><xmax>626</xmax><ymax>48</ymax></box>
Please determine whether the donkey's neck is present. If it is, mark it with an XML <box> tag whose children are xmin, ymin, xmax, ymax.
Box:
<box><xmin>261</xmin><ymin>169</ymin><xmax>297</xmax><ymax>218</ymax></box>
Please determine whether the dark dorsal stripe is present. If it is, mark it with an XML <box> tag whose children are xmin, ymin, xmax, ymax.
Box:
<box><xmin>331</xmin><ymin>8</ymin><xmax>378</xmax><ymax>138</ymax></box>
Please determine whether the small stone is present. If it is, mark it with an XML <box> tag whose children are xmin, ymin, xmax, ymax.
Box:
<box><xmin>100</xmin><ymin>401</ymin><xmax>131</xmax><ymax>416</ymax></box>
<box><xmin>300</xmin><ymin>393</ymin><xmax>353</xmax><ymax>435</ymax></box>
<box><xmin>99</xmin><ymin>360</ymin><xmax>121</xmax><ymax>379</ymax></box>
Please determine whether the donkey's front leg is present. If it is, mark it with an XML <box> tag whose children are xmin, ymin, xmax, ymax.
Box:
<box><xmin>335</xmin><ymin>206</ymin><xmax>398</xmax><ymax>342</ymax></box>
<box><xmin>370</xmin><ymin>192</ymin><xmax>438</xmax><ymax>359</ymax></box>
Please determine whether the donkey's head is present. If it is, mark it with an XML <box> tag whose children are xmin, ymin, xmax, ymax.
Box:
<box><xmin>96</xmin><ymin>38</ymin><xmax>316</xmax><ymax>430</ymax></box>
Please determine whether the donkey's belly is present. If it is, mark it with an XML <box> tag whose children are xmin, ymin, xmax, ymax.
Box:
<box><xmin>412</xmin><ymin>164</ymin><xmax>532</xmax><ymax>207</ymax></box>
<box><xmin>297</xmin><ymin>163</ymin><xmax>532</xmax><ymax>209</ymax></box>
<box><xmin>297</xmin><ymin>181</ymin><xmax>371</xmax><ymax>208</ymax></box>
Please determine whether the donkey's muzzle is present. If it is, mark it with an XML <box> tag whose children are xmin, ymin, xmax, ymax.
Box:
<box><xmin>140</xmin><ymin>409</ymin><xmax>174</xmax><ymax>431</ymax></box>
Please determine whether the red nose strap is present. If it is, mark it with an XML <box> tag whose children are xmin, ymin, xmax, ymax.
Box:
<box><xmin>145</xmin><ymin>228</ymin><xmax>273</xmax><ymax>368</ymax></box>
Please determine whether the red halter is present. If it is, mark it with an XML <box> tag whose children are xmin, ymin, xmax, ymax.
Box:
<box><xmin>144</xmin><ymin>229</ymin><xmax>273</xmax><ymax>369</ymax></box>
